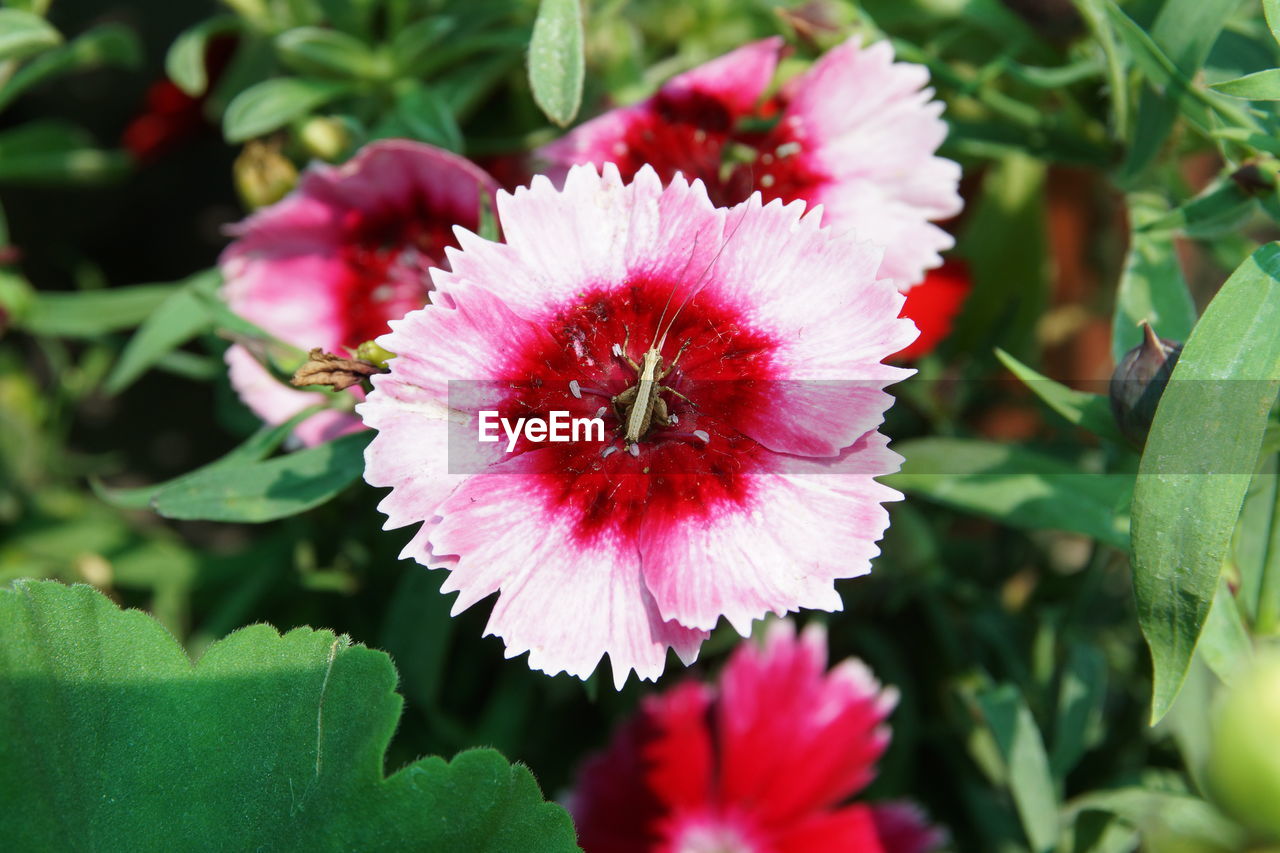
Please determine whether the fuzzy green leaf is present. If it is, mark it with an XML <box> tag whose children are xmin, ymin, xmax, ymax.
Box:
<box><xmin>165</xmin><ymin>15</ymin><xmax>239</xmax><ymax>96</ymax></box>
<box><xmin>527</xmin><ymin>0</ymin><xmax>584</xmax><ymax>126</ymax></box>
<box><xmin>0</xmin><ymin>580</ymin><xmax>579</xmax><ymax>852</ymax></box>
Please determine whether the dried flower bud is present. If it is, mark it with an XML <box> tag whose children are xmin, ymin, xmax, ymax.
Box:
<box><xmin>291</xmin><ymin>348</ymin><xmax>388</xmax><ymax>392</ymax></box>
<box><xmin>233</xmin><ymin>140</ymin><xmax>298</xmax><ymax>210</ymax></box>
<box><xmin>1109</xmin><ymin>322</ymin><xmax>1182</xmax><ymax>448</ymax></box>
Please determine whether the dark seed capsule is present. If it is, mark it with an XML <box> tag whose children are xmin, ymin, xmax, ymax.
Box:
<box><xmin>1109</xmin><ymin>322</ymin><xmax>1183</xmax><ymax>448</ymax></box>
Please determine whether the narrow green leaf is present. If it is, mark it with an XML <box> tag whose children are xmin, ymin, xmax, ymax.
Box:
<box><xmin>995</xmin><ymin>348</ymin><xmax>1123</xmax><ymax>441</ymax></box>
<box><xmin>92</xmin><ymin>406</ymin><xmax>324</xmax><ymax>511</ymax></box>
<box><xmin>1072</xmin><ymin>0</ymin><xmax>1129</xmax><ymax>139</ymax></box>
<box><xmin>1112</xmin><ymin>0</ymin><xmax>1237</xmax><ymax>180</ymax></box>
<box><xmin>885</xmin><ymin>438</ymin><xmax>1132</xmax><ymax>547</ymax></box>
<box><xmin>1211</xmin><ymin>68</ymin><xmax>1280</xmax><ymax>100</ymax></box>
<box><xmin>105</xmin><ymin>269</ymin><xmax>219</xmax><ymax>394</ymax></box>
<box><xmin>390</xmin><ymin>16</ymin><xmax>457</xmax><ymax>76</ymax></box>
<box><xmin>165</xmin><ymin>15</ymin><xmax>239</xmax><ymax>96</ymax></box>
<box><xmin>1267</xmin><ymin>0</ymin><xmax>1280</xmax><ymax>50</ymax></box>
<box><xmin>1068</xmin><ymin>788</ymin><xmax>1243</xmax><ymax>848</ymax></box>
<box><xmin>951</xmin><ymin>153</ymin><xmax>1048</xmax><ymax>359</ymax></box>
<box><xmin>527</xmin><ymin>0</ymin><xmax>584</xmax><ymax>127</ymax></box>
<box><xmin>1132</xmin><ymin>243</ymin><xmax>1280</xmax><ymax>724</ymax></box>
<box><xmin>390</xmin><ymin>83</ymin><xmax>463</xmax><ymax>152</ymax></box>
<box><xmin>0</xmin><ymin>8</ymin><xmax>60</xmax><ymax>62</ymax></box>
<box><xmin>1235</xmin><ymin>454</ymin><xmax>1280</xmax><ymax>629</ymax></box>
<box><xmin>17</xmin><ymin>284</ymin><xmax>176</xmax><ymax>337</ymax></box>
<box><xmin>1197</xmin><ymin>578</ymin><xmax>1252</xmax><ymax>686</ymax></box>
<box><xmin>0</xmin><ymin>581</ymin><xmax>579</xmax><ymax>851</ymax></box>
<box><xmin>151</xmin><ymin>430</ymin><xmax>372</xmax><ymax>522</ymax></box>
<box><xmin>223</xmin><ymin>77</ymin><xmax>350</xmax><ymax>143</ymax></box>
<box><xmin>1113</xmin><ymin>194</ymin><xmax>1197</xmax><ymax>363</ymax></box>
<box><xmin>0</xmin><ymin>147</ymin><xmax>129</xmax><ymax>185</ymax></box>
<box><xmin>1051</xmin><ymin>643</ymin><xmax>1107</xmax><ymax>779</ymax></box>
<box><xmin>274</xmin><ymin>27</ymin><xmax>376</xmax><ymax>79</ymax></box>
<box><xmin>1137</xmin><ymin>180</ymin><xmax>1257</xmax><ymax>239</ymax></box>
<box><xmin>977</xmin><ymin>685</ymin><xmax>1060</xmax><ymax>853</ymax></box>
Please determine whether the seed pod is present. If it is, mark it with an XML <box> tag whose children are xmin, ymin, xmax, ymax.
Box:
<box><xmin>1109</xmin><ymin>322</ymin><xmax>1182</xmax><ymax>448</ymax></box>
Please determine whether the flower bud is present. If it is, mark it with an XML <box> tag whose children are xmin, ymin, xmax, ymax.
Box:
<box><xmin>1109</xmin><ymin>322</ymin><xmax>1182</xmax><ymax>448</ymax></box>
<box><xmin>298</xmin><ymin>117</ymin><xmax>352</xmax><ymax>163</ymax></box>
<box><xmin>233</xmin><ymin>140</ymin><xmax>298</xmax><ymax>210</ymax></box>
<box><xmin>354</xmin><ymin>340</ymin><xmax>395</xmax><ymax>368</ymax></box>
<box><xmin>1207</xmin><ymin>652</ymin><xmax>1280</xmax><ymax>840</ymax></box>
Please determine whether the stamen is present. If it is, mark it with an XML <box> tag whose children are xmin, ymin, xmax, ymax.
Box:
<box><xmin>601</xmin><ymin>445</ymin><xmax>618</xmax><ymax>458</ymax></box>
<box><xmin>628</xmin><ymin>443</ymin><xmax>640</xmax><ymax>458</ymax></box>
<box><xmin>595</xmin><ymin>406</ymin><xmax>608</xmax><ymax>418</ymax></box>
<box><xmin>694</xmin><ymin>429</ymin><xmax>709</xmax><ymax>443</ymax></box>
<box><xmin>668</xmin><ymin>414</ymin><xmax>679</xmax><ymax>425</ymax></box>
<box><xmin>611</xmin><ymin>343</ymin><xmax>624</xmax><ymax>358</ymax></box>
<box><xmin>569</xmin><ymin>380</ymin><xmax>582</xmax><ymax>399</ymax></box>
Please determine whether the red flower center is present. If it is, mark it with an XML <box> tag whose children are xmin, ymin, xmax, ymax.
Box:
<box><xmin>612</xmin><ymin>93</ymin><xmax>825</xmax><ymax>208</ymax></box>
<box><xmin>335</xmin><ymin>197</ymin><xmax>469</xmax><ymax>350</ymax></box>
<box><xmin>488</xmin><ymin>274</ymin><xmax>780</xmax><ymax>546</ymax></box>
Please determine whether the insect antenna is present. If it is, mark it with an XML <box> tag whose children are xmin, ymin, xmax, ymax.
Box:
<box><xmin>655</xmin><ymin>201</ymin><xmax>752</xmax><ymax>351</ymax></box>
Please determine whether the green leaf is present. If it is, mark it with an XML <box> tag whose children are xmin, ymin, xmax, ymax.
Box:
<box><xmin>93</xmin><ymin>407</ymin><xmax>321</xmax><ymax>511</ymax></box>
<box><xmin>1051</xmin><ymin>642</ymin><xmax>1107</xmax><ymax>780</ymax></box>
<box><xmin>0</xmin><ymin>23</ymin><xmax>141</xmax><ymax>112</ymax></box>
<box><xmin>0</xmin><ymin>8</ymin><xmax>60</xmax><ymax>62</ymax></box>
<box><xmin>391</xmin><ymin>82</ymin><xmax>463</xmax><ymax>152</ymax></box>
<box><xmin>951</xmin><ymin>153</ymin><xmax>1048</xmax><ymax>360</ymax></box>
<box><xmin>390</xmin><ymin>16</ymin><xmax>457</xmax><ymax>76</ymax></box>
<box><xmin>105</xmin><ymin>270</ymin><xmax>219</xmax><ymax>394</ymax></box>
<box><xmin>1067</xmin><ymin>788</ymin><xmax>1243</xmax><ymax>848</ymax></box>
<box><xmin>1112</xmin><ymin>0</ymin><xmax>1238</xmax><ymax>181</ymax></box>
<box><xmin>151</xmin><ymin>430</ymin><xmax>372</xmax><ymax>522</ymax></box>
<box><xmin>0</xmin><ymin>142</ymin><xmax>129</xmax><ymax>185</ymax></box>
<box><xmin>223</xmin><ymin>77</ymin><xmax>350</xmax><ymax>143</ymax></box>
<box><xmin>528</xmin><ymin>0</ymin><xmax>584</xmax><ymax>127</ymax></box>
<box><xmin>977</xmin><ymin>684</ymin><xmax>1059</xmax><ymax>853</ymax></box>
<box><xmin>0</xmin><ymin>580</ymin><xmax>579</xmax><ymax>851</ymax></box>
<box><xmin>275</xmin><ymin>27</ymin><xmax>377</xmax><ymax>80</ymax></box>
<box><xmin>1113</xmin><ymin>194</ymin><xmax>1197</xmax><ymax>363</ymax></box>
<box><xmin>1136</xmin><ymin>180</ymin><xmax>1257</xmax><ymax>239</ymax></box>
<box><xmin>166</xmin><ymin>15</ymin><xmax>239</xmax><ymax>97</ymax></box>
<box><xmin>1267</xmin><ymin>0</ymin><xmax>1280</xmax><ymax>50</ymax></box>
<box><xmin>995</xmin><ymin>348</ymin><xmax>1123</xmax><ymax>441</ymax></box>
<box><xmin>1197</xmin><ymin>578</ymin><xmax>1252</xmax><ymax>687</ymax></box>
<box><xmin>885</xmin><ymin>438</ymin><xmax>1132</xmax><ymax>548</ymax></box>
<box><xmin>1211</xmin><ymin>68</ymin><xmax>1280</xmax><ymax>100</ymax></box>
<box><xmin>1132</xmin><ymin>243</ymin><xmax>1280</xmax><ymax>724</ymax></box>
<box><xmin>16</xmin><ymin>284</ymin><xmax>176</xmax><ymax>337</ymax></box>
<box><xmin>1235</xmin><ymin>454</ymin><xmax>1280</xmax><ymax>630</ymax></box>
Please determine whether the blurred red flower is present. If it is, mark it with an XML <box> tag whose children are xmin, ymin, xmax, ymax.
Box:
<box><xmin>893</xmin><ymin>260</ymin><xmax>971</xmax><ymax>361</ymax></box>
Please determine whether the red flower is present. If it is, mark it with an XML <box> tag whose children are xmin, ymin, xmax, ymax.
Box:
<box><xmin>569</xmin><ymin>621</ymin><xmax>944</xmax><ymax>852</ymax></box>
<box><xmin>893</xmin><ymin>260</ymin><xmax>971</xmax><ymax>361</ymax></box>
<box><xmin>121</xmin><ymin>36</ymin><xmax>234</xmax><ymax>163</ymax></box>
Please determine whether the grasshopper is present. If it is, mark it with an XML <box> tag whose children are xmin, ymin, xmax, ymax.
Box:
<box><xmin>577</xmin><ymin>206</ymin><xmax>749</xmax><ymax>457</ymax></box>
<box><xmin>610</xmin><ymin>331</ymin><xmax>694</xmax><ymax>455</ymax></box>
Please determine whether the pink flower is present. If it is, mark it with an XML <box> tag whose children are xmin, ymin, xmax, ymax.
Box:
<box><xmin>538</xmin><ymin>36</ymin><xmax>962</xmax><ymax>289</ymax></box>
<box><xmin>219</xmin><ymin>140</ymin><xmax>499</xmax><ymax>445</ymax></box>
<box><xmin>357</xmin><ymin>163</ymin><xmax>914</xmax><ymax>686</ymax></box>
<box><xmin>569</xmin><ymin>621</ymin><xmax>946</xmax><ymax>853</ymax></box>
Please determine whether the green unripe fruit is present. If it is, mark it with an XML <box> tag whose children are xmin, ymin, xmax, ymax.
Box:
<box><xmin>1208</xmin><ymin>653</ymin><xmax>1280</xmax><ymax>840</ymax></box>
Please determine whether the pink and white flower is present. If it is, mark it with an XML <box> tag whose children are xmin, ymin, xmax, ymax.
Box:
<box><xmin>219</xmin><ymin>140</ymin><xmax>499</xmax><ymax>445</ymax></box>
<box><xmin>569</xmin><ymin>620</ymin><xmax>946</xmax><ymax>853</ymax></box>
<box><xmin>538</xmin><ymin>35</ymin><xmax>962</xmax><ymax>288</ymax></box>
<box><xmin>358</xmin><ymin>163</ymin><xmax>915</xmax><ymax>687</ymax></box>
